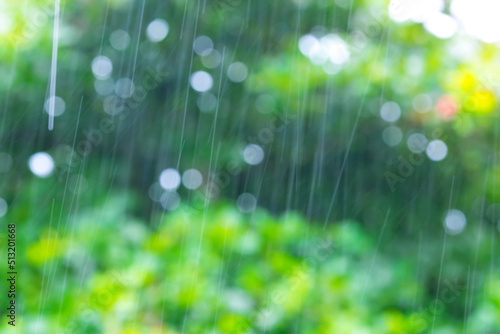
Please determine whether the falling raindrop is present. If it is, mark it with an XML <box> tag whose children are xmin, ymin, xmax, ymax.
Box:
<box><xmin>0</xmin><ymin>198</ymin><xmax>7</xmax><ymax>218</ymax></box>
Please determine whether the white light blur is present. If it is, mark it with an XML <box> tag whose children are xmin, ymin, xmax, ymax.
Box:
<box><xmin>193</xmin><ymin>36</ymin><xmax>214</xmax><ymax>56</ymax></box>
<box><xmin>243</xmin><ymin>144</ymin><xmax>264</xmax><ymax>165</ymax></box>
<box><xmin>114</xmin><ymin>78</ymin><xmax>135</xmax><ymax>98</ymax></box>
<box><xmin>413</xmin><ymin>94</ymin><xmax>433</xmax><ymax>113</ymax></box>
<box><xmin>44</xmin><ymin>96</ymin><xmax>66</xmax><ymax>117</ymax></box>
<box><xmin>201</xmin><ymin>50</ymin><xmax>222</xmax><ymax>68</ymax></box>
<box><xmin>237</xmin><ymin>193</ymin><xmax>257</xmax><ymax>213</ymax></box>
<box><xmin>320</xmin><ymin>34</ymin><xmax>350</xmax><ymax>65</ymax></box>
<box><xmin>382</xmin><ymin>126</ymin><xmax>403</xmax><ymax>147</ymax></box>
<box><xmin>423</xmin><ymin>13</ymin><xmax>457</xmax><ymax>39</ymax></box>
<box><xmin>148</xmin><ymin>183</ymin><xmax>164</xmax><ymax>202</ymax></box>
<box><xmin>110</xmin><ymin>29</ymin><xmax>130</xmax><ymax>50</ymax></box>
<box><xmin>299</xmin><ymin>34</ymin><xmax>318</xmax><ymax>56</ymax></box>
<box><xmin>28</xmin><ymin>152</ymin><xmax>55</xmax><ymax>178</ymax></box>
<box><xmin>389</xmin><ymin>0</ymin><xmax>444</xmax><ymax>23</ymax></box>
<box><xmin>182</xmin><ymin>169</ymin><xmax>203</xmax><ymax>190</ymax></box>
<box><xmin>225</xmin><ymin>289</ymin><xmax>254</xmax><ymax>313</ymax></box>
<box><xmin>227</xmin><ymin>62</ymin><xmax>248</xmax><ymax>83</ymax></box>
<box><xmin>444</xmin><ymin>209</ymin><xmax>466</xmax><ymax>235</ymax></box>
<box><xmin>407</xmin><ymin>133</ymin><xmax>428</xmax><ymax>153</ymax></box>
<box><xmin>0</xmin><ymin>13</ymin><xmax>13</xmax><ymax>34</ymax></box>
<box><xmin>255</xmin><ymin>94</ymin><xmax>276</xmax><ymax>114</ymax></box>
<box><xmin>390</xmin><ymin>0</ymin><xmax>500</xmax><ymax>43</ymax></box>
<box><xmin>91</xmin><ymin>56</ymin><xmax>113</xmax><ymax>80</ymax></box>
<box><xmin>380</xmin><ymin>101</ymin><xmax>401</xmax><ymax>123</ymax></box>
<box><xmin>323</xmin><ymin>62</ymin><xmax>341</xmax><ymax>75</ymax></box>
<box><xmin>160</xmin><ymin>191</ymin><xmax>181</xmax><ymax>211</ymax></box>
<box><xmin>451</xmin><ymin>0</ymin><xmax>500</xmax><ymax>43</ymax></box>
<box><xmin>426</xmin><ymin>140</ymin><xmax>448</xmax><ymax>161</ymax></box>
<box><xmin>103</xmin><ymin>96</ymin><xmax>125</xmax><ymax>115</ymax></box>
<box><xmin>94</xmin><ymin>78</ymin><xmax>115</xmax><ymax>95</ymax></box>
<box><xmin>299</xmin><ymin>33</ymin><xmax>349</xmax><ymax>66</ymax></box>
<box><xmin>197</xmin><ymin>93</ymin><xmax>217</xmax><ymax>112</ymax></box>
<box><xmin>190</xmin><ymin>71</ymin><xmax>213</xmax><ymax>92</ymax></box>
<box><xmin>159</xmin><ymin>168</ymin><xmax>181</xmax><ymax>191</ymax></box>
<box><xmin>146</xmin><ymin>19</ymin><xmax>169</xmax><ymax>42</ymax></box>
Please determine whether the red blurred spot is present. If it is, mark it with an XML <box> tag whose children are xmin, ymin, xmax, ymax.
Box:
<box><xmin>435</xmin><ymin>96</ymin><xmax>458</xmax><ymax>120</ymax></box>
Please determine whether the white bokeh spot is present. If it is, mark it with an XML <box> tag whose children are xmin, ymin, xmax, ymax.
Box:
<box><xmin>146</xmin><ymin>19</ymin><xmax>169</xmax><ymax>42</ymax></box>
<box><xmin>444</xmin><ymin>209</ymin><xmax>466</xmax><ymax>235</ymax></box>
<box><xmin>190</xmin><ymin>71</ymin><xmax>213</xmax><ymax>92</ymax></box>
<box><xmin>159</xmin><ymin>168</ymin><xmax>181</xmax><ymax>191</ymax></box>
<box><xmin>29</xmin><ymin>152</ymin><xmax>55</xmax><ymax>178</ymax></box>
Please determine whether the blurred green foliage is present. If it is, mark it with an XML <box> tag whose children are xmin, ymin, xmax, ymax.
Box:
<box><xmin>1</xmin><ymin>181</ymin><xmax>500</xmax><ymax>333</ymax></box>
<box><xmin>1</xmin><ymin>0</ymin><xmax>500</xmax><ymax>332</ymax></box>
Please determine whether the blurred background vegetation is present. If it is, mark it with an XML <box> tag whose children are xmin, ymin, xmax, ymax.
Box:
<box><xmin>1</xmin><ymin>0</ymin><xmax>500</xmax><ymax>332</ymax></box>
